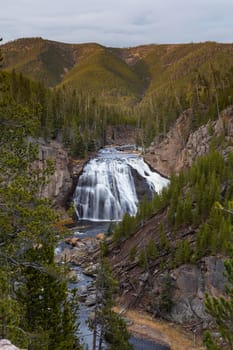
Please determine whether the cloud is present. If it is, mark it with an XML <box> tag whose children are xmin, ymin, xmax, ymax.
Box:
<box><xmin>1</xmin><ymin>0</ymin><xmax>233</xmax><ymax>46</ymax></box>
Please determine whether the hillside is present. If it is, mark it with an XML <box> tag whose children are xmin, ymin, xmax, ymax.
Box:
<box><xmin>1</xmin><ymin>38</ymin><xmax>233</xmax><ymax>348</ymax></box>
<box><xmin>2</xmin><ymin>38</ymin><xmax>233</xmax><ymax>110</ymax></box>
<box><xmin>106</xmin><ymin>107</ymin><xmax>233</xmax><ymax>337</ymax></box>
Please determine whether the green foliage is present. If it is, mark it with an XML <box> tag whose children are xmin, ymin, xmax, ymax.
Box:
<box><xmin>104</xmin><ymin>311</ymin><xmax>133</xmax><ymax>350</ymax></box>
<box><xmin>99</xmin><ymin>239</ymin><xmax>109</xmax><ymax>257</ymax></box>
<box><xmin>3</xmin><ymin>39</ymin><xmax>233</xmax><ymax>144</ymax></box>
<box><xmin>146</xmin><ymin>237</ymin><xmax>158</xmax><ymax>260</ymax></box>
<box><xmin>175</xmin><ymin>240</ymin><xmax>191</xmax><ymax>266</ymax></box>
<box><xmin>129</xmin><ymin>245</ymin><xmax>137</xmax><ymax>261</ymax></box>
<box><xmin>138</xmin><ymin>250</ymin><xmax>147</xmax><ymax>270</ymax></box>
<box><xmin>195</xmin><ymin>207</ymin><xmax>232</xmax><ymax>258</ymax></box>
<box><xmin>137</xmin><ymin>196</ymin><xmax>154</xmax><ymax>222</ymax></box>
<box><xmin>167</xmin><ymin>152</ymin><xmax>232</xmax><ymax>227</ymax></box>
<box><xmin>0</xmin><ymin>270</ymin><xmax>21</xmax><ymax>342</ymax></box>
<box><xmin>113</xmin><ymin>151</ymin><xmax>233</xmax><ymax>272</ymax></box>
<box><xmin>159</xmin><ymin>275</ymin><xmax>173</xmax><ymax>314</ymax></box>
<box><xmin>0</xmin><ymin>69</ymin><xmax>138</xmax><ymax>158</ymax></box>
<box><xmin>92</xmin><ymin>255</ymin><xmax>133</xmax><ymax>350</ymax></box>
<box><xmin>158</xmin><ymin>223</ymin><xmax>170</xmax><ymax>251</ymax></box>
<box><xmin>0</xmin><ymin>74</ymin><xmax>81</xmax><ymax>349</ymax></box>
<box><xmin>113</xmin><ymin>212</ymin><xmax>137</xmax><ymax>244</ymax></box>
<box><xmin>203</xmin><ymin>332</ymin><xmax>221</xmax><ymax>350</ymax></box>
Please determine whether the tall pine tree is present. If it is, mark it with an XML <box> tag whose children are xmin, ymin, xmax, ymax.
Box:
<box><xmin>0</xmin><ymin>67</ymin><xmax>81</xmax><ymax>348</ymax></box>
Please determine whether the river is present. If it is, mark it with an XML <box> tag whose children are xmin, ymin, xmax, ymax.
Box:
<box><xmin>58</xmin><ymin>221</ymin><xmax>170</xmax><ymax>350</ymax></box>
<box><xmin>61</xmin><ymin>147</ymin><xmax>170</xmax><ymax>349</ymax></box>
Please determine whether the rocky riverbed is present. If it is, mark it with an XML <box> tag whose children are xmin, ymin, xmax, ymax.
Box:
<box><xmin>55</xmin><ymin>225</ymin><xmax>205</xmax><ymax>350</ymax></box>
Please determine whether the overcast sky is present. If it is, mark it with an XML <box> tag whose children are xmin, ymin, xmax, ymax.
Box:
<box><xmin>1</xmin><ymin>0</ymin><xmax>233</xmax><ymax>47</ymax></box>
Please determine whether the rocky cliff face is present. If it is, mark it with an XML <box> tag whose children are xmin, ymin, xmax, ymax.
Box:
<box><xmin>145</xmin><ymin>106</ymin><xmax>233</xmax><ymax>176</ymax></box>
<box><xmin>37</xmin><ymin>139</ymin><xmax>85</xmax><ymax>209</ymax></box>
<box><xmin>152</xmin><ymin>257</ymin><xmax>227</xmax><ymax>326</ymax></box>
<box><xmin>38</xmin><ymin>139</ymin><xmax>72</xmax><ymax>207</ymax></box>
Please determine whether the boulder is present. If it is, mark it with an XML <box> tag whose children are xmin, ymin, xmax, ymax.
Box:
<box><xmin>65</xmin><ymin>237</ymin><xmax>79</xmax><ymax>246</ymax></box>
<box><xmin>67</xmin><ymin>270</ymin><xmax>78</xmax><ymax>282</ymax></box>
<box><xmin>96</xmin><ymin>233</ymin><xmax>105</xmax><ymax>240</ymax></box>
<box><xmin>0</xmin><ymin>339</ymin><xmax>19</xmax><ymax>350</ymax></box>
<box><xmin>78</xmin><ymin>285</ymin><xmax>88</xmax><ymax>297</ymax></box>
<box><xmin>85</xmin><ymin>293</ymin><xmax>96</xmax><ymax>307</ymax></box>
<box><xmin>83</xmin><ymin>263</ymin><xmax>99</xmax><ymax>277</ymax></box>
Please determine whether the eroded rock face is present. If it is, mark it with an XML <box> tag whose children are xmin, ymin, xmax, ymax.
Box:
<box><xmin>152</xmin><ymin>256</ymin><xmax>227</xmax><ymax>325</ymax></box>
<box><xmin>37</xmin><ymin>139</ymin><xmax>72</xmax><ymax>207</ymax></box>
<box><xmin>145</xmin><ymin>106</ymin><xmax>233</xmax><ymax>176</ymax></box>
<box><xmin>145</xmin><ymin>109</ymin><xmax>193</xmax><ymax>176</ymax></box>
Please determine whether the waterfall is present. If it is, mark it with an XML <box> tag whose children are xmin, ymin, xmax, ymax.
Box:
<box><xmin>74</xmin><ymin>148</ymin><xmax>169</xmax><ymax>221</ymax></box>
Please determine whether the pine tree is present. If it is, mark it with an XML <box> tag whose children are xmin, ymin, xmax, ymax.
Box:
<box><xmin>0</xmin><ymin>270</ymin><xmax>21</xmax><ymax>341</ymax></box>
<box><xmin>91</xmin><ymin>254</ymin><xmax>133</xmax><ymax>350</ymax></box>
<box><xmin>0</xmin><ymin>73</ymin><xmax>81</xmax><ymax>349</ymax></box>
<box><xmin>146</xmin><ymin>237</ymin><xmax>158</xmax><ymax>260</ymax></box>
<box><xmin>158</xmin><ymin>222</ymin><xmax>170</xmax><ymax>251</ymax></box>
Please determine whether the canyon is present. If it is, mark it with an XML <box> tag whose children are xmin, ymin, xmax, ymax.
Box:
<box><xmin>38</xmin><ymin>106</ymin><xmax>233</xmax><ymax>347</ymax></box>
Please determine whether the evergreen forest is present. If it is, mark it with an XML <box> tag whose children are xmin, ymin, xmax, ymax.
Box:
<box><xmin>1</xmin><ymin>37</ymin><xmax>233</xmax><ymax>349</ymax></box>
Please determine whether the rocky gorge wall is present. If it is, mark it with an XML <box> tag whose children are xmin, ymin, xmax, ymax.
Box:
<box><xmin>36</xmin><ymin>139</ymin><xmax>85</xmax><ymax>209</ymax></box>
<box><xmin>35</xmin><ymin>108</ymin><xmax>233</xmax><ymax>329</ymax></box>
<box><xmin>151</xmin><ymin>256</ymin><xmax>227</xmax><ymax>326</ymax></box>
<box><xmin>145</xmin><ymin>106</ymin><xmax>233</xmax><ymax>177</ymax></box>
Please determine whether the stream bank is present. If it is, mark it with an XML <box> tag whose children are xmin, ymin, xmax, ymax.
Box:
<box><xmin>114</xmin><ymin>308</ymin><xmax>204</xmax><ymax>350</ymax></box>
<box><xmin>56</xmin><ymin>222</ymin><xmax>205</xmax><ymax>350</ymax></box>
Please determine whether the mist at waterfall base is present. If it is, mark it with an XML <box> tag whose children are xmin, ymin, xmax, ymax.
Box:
<box><xmin>74</xmin><ymin>148</ymin><xmax>169</xmax><ymax>222</ymax></box>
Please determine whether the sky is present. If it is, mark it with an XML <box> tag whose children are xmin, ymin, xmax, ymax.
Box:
<box><xmin>1</xmin><ymin>0</ymin><xmax>233</xmax><ymax>47</ymax></box>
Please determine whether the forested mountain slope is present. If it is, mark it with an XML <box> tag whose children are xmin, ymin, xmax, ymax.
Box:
<box><xmin>2</xmin><ymin>38</ymin><xmax>233</xmax><ymax>111</ymax></box>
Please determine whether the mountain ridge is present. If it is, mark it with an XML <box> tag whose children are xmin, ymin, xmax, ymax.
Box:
<box><xmin>2</xmin><ymin>37</ymin><xmax>233</xmax><ymax>108</ymax></box>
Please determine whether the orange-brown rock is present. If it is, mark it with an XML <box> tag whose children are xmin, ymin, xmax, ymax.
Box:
<box><xmin>96</xmin><ymin>233</ymin><xmax>105</xmax><ymax>240</ymax></box>
<box><xmin>65</xmin><ymin>237</ymin><xmax>79</xmax><ymax>246</ymax></box>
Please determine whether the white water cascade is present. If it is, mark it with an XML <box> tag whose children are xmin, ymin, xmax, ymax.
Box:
<box><xmin>74</xmin><ymin>147</ymin><xmax>169</xmax><ymax>221</ymax></box>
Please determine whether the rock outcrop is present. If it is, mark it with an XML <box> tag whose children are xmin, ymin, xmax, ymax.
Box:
<box><xmin>36</xmin><ymin>139</ymin><xmax>85</xmax><ymax>208</ymax></box>
<box><xmin>38</xmin><ymin>139</ymin><xmax>72</xmax><ymax>207</ymax></box>
<box><xmin>151</xmin><ymin>256</ymin><xmax>227</xmax><ymax>326</ymax></box>
<box><xmin>145</xmin><ymin>106</ymin><xmax>233</xmax><ymax>176</ymax></box>
<box><xmin>0</xmin><ymin>339</ymin><xmax>19</xmax><ymax>350</ymax></box>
